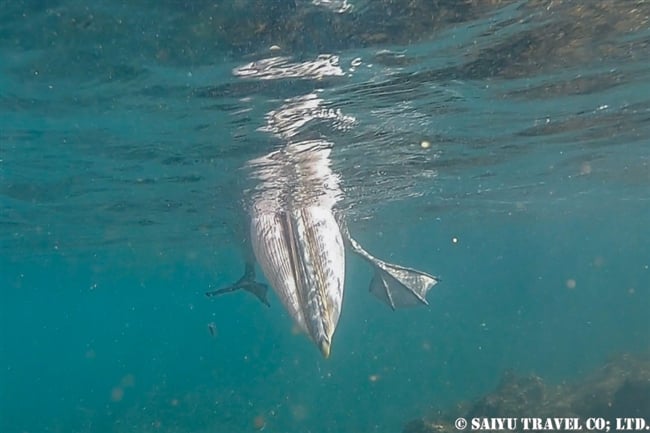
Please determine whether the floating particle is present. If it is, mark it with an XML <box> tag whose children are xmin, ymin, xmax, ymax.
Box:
<box><xmin>110</xmin><ymin>386</ymin><xmax>124</xmax><ymax>402</ymax></box>
<box><xmin>291</xmin><ymin>404</ymin><xmax>309</xmax><ymax>421</ymax></box>
<box><xmin>420</xmin><ymin>140</ymin><xmax>431</xmax><ymax>149</ymax></box>
<box><xmin>566</xmin><ymin>279</ymin><xmax>577</xmax><ymax>289</ymax></box>
<box><xmin>120</xmin><ymin>374</ymin><xmax>135</xmax><ymax>388</ymax></box>
<box><xmin>253</xmin><ymin>414</ymin><xmax>266</xmax><ymax>430</ymax></box>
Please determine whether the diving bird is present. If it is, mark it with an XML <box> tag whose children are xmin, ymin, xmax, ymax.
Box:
<box><xmin>206</xmin><ymin>140</ymin><xmax>438</xmax><ymax>358</ymax></box>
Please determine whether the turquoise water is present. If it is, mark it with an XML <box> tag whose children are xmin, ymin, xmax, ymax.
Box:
<box><xmin>1</xmin><ymin>1</ymin><xmax>649</xmax><ymax>432</ymax></box>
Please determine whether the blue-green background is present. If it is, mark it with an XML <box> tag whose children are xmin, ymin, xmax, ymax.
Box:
<box><xmin>1</xmin><ymin>1</ymin><xmax>649</xmax><ymax>432</ymax></box>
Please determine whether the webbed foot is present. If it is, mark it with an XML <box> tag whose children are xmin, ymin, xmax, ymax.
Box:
<box><xmin>344</xmin><ymin>229</ymin><xmax>438</xmax><ymax>310</ymax></box>
<box><xmin>206</xmin><ymin>262</ymin><xmax>270</xmax><ymax>307</ymax></box>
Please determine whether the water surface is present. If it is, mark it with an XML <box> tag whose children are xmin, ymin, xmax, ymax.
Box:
<box><xmin>1</xmin><ymin>1</ymin><xmax>649</xmax><ymax>432</ymax></box>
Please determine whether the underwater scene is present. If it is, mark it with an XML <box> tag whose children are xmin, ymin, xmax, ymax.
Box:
<box><xmin>1</xmin><ymin>1</ymin><xmax>649</xmax><ymax>432</ymax></box>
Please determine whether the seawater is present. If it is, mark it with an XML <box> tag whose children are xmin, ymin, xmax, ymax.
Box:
<box><xmin>1</xmin><ymin>1</ymin><xmax>649</xmax><ymax>432</ymax></box>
